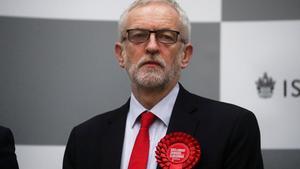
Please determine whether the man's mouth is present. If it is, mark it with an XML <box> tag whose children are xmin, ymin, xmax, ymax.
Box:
<box><xmin>141</xmin><ymin>61</ymin><xmax>163</xmax><ymax>68</ymax></box>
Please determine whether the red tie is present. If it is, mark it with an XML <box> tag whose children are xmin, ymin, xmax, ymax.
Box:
<box><xmin>128</xmin><ymin>111</ymin><xmax>156</xmax><ymax>169</ymax></box>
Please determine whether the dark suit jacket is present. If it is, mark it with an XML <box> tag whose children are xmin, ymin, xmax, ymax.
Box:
<box><xmin>63</xmin><ymin>85</ymin><xmax>264</xmax><ymax>169</ymax></box>
<box><xmin>0</xmin><ymin>126</ymin><xmax>19</xmax><ymax>169</ymax></box>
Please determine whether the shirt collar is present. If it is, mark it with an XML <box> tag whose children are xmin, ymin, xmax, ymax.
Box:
<box><xmin>128</xmin><ymin>83</ymin><xmax>180</xmax><ymax>128</ymax></box>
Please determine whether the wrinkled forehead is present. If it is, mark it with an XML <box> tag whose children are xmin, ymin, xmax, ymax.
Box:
<box><xmin>124</xmin><ymin>2</ymin><xmax>181</xmax><ymax>30</ymax></box>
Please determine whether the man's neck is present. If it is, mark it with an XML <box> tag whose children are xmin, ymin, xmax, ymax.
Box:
<box><xmin>131</xmin><ymin>82</ymin><xmax>177</xmax><ymax>110</ymax></box>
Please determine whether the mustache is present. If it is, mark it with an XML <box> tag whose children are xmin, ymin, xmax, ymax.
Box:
<box><xmin>137</xmin><ymin>54</ymin><xmax>166</xmax><ymax>68</ymax></box>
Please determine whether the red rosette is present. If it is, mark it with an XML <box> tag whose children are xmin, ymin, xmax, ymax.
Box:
<box><xmin>155</xmin><ymin>132</ymin><xmax>201</xmax><ymax>169</ymax></box>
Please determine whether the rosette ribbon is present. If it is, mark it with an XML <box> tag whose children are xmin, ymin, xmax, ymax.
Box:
<box><xmin>155</xmin><ymin>132</ymin><xmax>201</xmax><ymax>169</ymax></box>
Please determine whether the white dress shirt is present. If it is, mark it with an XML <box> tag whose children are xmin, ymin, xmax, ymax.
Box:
<box><xmin>120</xmin><ymin>83</ymin><xmax>180</xmax><ymax>169</ymax></box>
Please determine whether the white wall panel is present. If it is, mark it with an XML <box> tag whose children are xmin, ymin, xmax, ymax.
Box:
<box><xmin>0</xmin><ymin>0</ymin><xmax>131</xmax><ymax>21</ymax></box>
<box><xmin>16</xmin><ymin>145</ymin><xmax>65</xmax><ymax>169</ymax></box>
<box><xmin>220</xmin><ymin>21</ymin><xmax>300</xmax><ymax>149</ymax></box>
<box><xmin>0</xmin><ymin>0</ymin><xmax>221</xmax><ymax>22</ymax></box>
<box><xmin>178</xmin><ymin>0</ymin><xmax>221</xmax><ymax>22</ymax></box>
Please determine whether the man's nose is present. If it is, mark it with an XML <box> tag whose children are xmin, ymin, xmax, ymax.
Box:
<box><xmin>145</xmin><ymin>33</ymin><xmax>159</xmax><ymax>54</ymax></box>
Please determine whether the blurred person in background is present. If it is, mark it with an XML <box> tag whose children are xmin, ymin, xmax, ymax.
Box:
<box><xmin>0</xmin><ymin>125</ymin><xmax>19</xmax><ymax>169</ymax></box>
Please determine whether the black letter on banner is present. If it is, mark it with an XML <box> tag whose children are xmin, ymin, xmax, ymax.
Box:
<box><xmin>284</xmin><ymin>80</ymin><xmax>287</xmax><ymax>97</ymax></box>
<box><xmin>291</xmin><ymin>79</ymin><xmax>300</xmax><ymax>97</ymax></box>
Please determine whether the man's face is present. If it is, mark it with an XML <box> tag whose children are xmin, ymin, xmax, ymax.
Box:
<box><xmin>115</xmin><ymin>3</ymin><xmax>192</xmax><ymax>89</ymax></box>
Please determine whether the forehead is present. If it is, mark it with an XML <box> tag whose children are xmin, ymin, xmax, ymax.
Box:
<box><xmin>125</xmin><ymin>2</ymin><xmax>180</xmax><ymax>30</ymax></box>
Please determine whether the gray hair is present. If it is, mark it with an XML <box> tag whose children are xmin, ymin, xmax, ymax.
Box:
<box><xmin>118</xmin><ymin>0</ymin><xmax>191</xmax><ymax>43</ymax></box>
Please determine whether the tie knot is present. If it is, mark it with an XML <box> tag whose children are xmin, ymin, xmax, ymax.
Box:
<box><xmin>140</xmin><ymin>111</ymin><xmax>155</xmax><ymax>128</ymax></box>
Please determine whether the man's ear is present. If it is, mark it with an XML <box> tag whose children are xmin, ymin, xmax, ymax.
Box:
<box><xmin>114</xmin><ymin>42</ymin><xmax>126</xmax><ymax>68</ymax></box>
<box><xmin>180</xmin><ymin>43</ymin><xmax>193</xmax><ymax>69</ymax></box>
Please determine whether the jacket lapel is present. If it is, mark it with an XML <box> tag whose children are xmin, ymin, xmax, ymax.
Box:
<box><xmin>167</xmin><ymin>84</ymin><xmax>200</xmax><ymax>135</ymax></box>
<box><xmin>100</xmin><ymin>100</ymin><xmax>129</xmax><ymax>169</ymax></box>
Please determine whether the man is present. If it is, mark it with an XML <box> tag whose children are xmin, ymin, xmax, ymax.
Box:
<box><xmin>0</xmin><ymin>125</ymin><xmax>19</xmax><ymax>169</ymax></box>
<box><xmin>63</xmin><ymin>0</ymin><xmax>264</xmax><ymax>169</ymax></box>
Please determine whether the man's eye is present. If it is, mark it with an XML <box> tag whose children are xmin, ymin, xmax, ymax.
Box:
<box><xmin>132</xmin><ymin>33</ymin><xmax>147</xmax><ymax>38</ymax></box>
<box><xmin>157</xmin><ymin>33</ymin><xmax>176</xmax><ymax>42</ymax></box>
<box><xmin>160</xmin><ymin>34</ymin><xmax>174</xmax><ymax>40</ymax></box>
<box><xmin>131</xmin><ymin>31</ymin><xmax>147</xmax><ymax>38</ymax></box>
